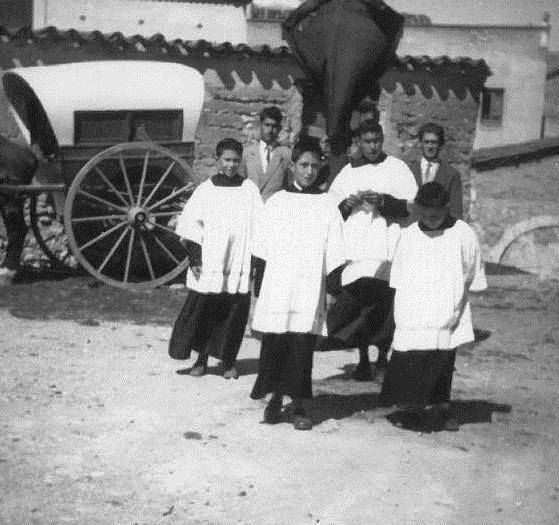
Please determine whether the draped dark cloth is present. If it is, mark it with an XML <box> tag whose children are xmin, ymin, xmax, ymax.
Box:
<box><xmin>0</xmin><ymin>137</ymin><xmax>37</xmax><ymax>270</ymax></box>
<box><xmin>283</xmin><ymin>0</ymin><xmax>404</xmax><ymax>176</ymax></box>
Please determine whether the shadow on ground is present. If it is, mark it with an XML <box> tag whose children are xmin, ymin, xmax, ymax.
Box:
<box><xmin>0</xmin><ymin>273</ymin><xmax>186</xmax><ymax>326</ymax></box>
<box><xmin>386</xmin><ymin>400</ymin><xmax>512</xmax><ymax>433</ymax></box>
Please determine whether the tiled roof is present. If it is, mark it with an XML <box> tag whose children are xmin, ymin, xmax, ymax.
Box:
<box><xmin>0</xmin><ymin>26</ymin><xmax>490</xmax><ymax>98</ymax></box>
<box><xmin>0</xmin><ymin>25</ymin><xmax>488</xmax><ymax>69</ymax></box>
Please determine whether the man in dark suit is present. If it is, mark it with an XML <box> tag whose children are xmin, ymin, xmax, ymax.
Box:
<box><xmin>241</xmin><ymin>106</ymin><xmax>291</xmax><ymax>202</ymax></box>
<box><xmin>408</xmin><ymin>123</ymin><xmax>463</xmax><ymax>219</ymax></box>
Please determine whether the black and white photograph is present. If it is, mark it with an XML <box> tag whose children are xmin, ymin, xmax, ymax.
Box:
<box><xmin>1</xmin><ymin>0</ymin><xmax>558</xmax><ymax>523</ymax></box>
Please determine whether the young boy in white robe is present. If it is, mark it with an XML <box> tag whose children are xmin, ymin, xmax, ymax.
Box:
<box><xmin>250</xmin><ymin>140</ymin><xmax>346</xmax><ymax>430</ymax></box>
<box><xmin>381</xmin><ymin>182</ymin><xmax>487</xmax><ymax>431</ymax></box>
<box><xmin>169</xmin><ymin>138</ymin><xmax>263</xmax><ymax>379</ymax></box>
<box><xmin>328</xmin><ymin>120</ymin><xmax>418</xmax><ymax>380</ymax></box>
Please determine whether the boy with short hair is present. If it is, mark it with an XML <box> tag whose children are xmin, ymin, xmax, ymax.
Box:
<box><xmin>250</xmin><ymin>140</ymin><xmax>345</xmax><ymax>430</ymax></box>
<box><xmin>169</xmin><ymin>138</ymin><xmax>263</xmax><ymax>379</ymax></box>
<box><xmin>328</xmin><ymin>120</ymin><xmax>417</xmax><ymax>380</ymax></box>
<box><xmin>381</xmin><ymin>182</ymin><xmax>487</xmax><ymax>430</ymax></box>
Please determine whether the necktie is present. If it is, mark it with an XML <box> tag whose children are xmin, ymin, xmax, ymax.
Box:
<box><xmin>425</xmin><ymin>161</ymin><xmax>435</xmax><ymax>183</ymax></box>
<box><xmin>265</xmin><ymin>145</ymin><xmax>271</xmax><ymax>167</ymax></box>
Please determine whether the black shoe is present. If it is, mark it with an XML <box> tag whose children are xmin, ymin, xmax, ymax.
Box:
<box><xmin>352</xmin><ymin>362</ymin><xmax>373</xmax><ymax>381</ymax></box>
<box><xmin>292</xmin><ymin>413</ymin><xmax>313</xmax><ymax>431</ymax></box>
<box><xmin>263</xmin><ymin>401</ymin><xmax>283</xmax><ymax>424</ymax></box>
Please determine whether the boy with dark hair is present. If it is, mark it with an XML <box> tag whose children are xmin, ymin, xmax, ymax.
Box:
<box><xmin>328</xmin><ymin>120</ymin><xmax>417</xmax><ymax>380</ymax></box>
<box><xmin>241</xmin><ymin>106</ymin><xmax>291</xmax><ymax>202</ymax></box>
<box><xmin>381</xmin><ymin>182</ymin><xmax>487</xmax><ymax>430</ymax></box>
<box><xmin>169</xmin><ymin>138</ymin><xmax>263</xmax><ymax>379</ymax></box>
<box><xmin>250</xmin><ymin>139</ymin><xmax>345</xmax><ymax>430</ymax></box>
<box><xmin>408</xmin><ymin>122</ymin><xmax>463</xmax><ymax>219</ymax></box>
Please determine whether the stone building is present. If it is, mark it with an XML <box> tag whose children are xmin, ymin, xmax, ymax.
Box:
<box><xmin>0</xmin><ymin>26</ymin><xmax>489</xmax><ymax>221</ymax></box>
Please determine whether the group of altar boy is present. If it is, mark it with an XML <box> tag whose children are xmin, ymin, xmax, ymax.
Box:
<box><xmin>167</xmin><ymin>104</ymin><xmax>487</xmax><ymax>432</ymax></box>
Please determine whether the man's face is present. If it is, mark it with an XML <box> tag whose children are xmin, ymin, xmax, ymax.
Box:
<box><xmin>358</xmin><ymin>131</ymin><xmax>384</xmax><ymax>163</ymax></box>
<box><xmin>217</xmin><ymin>149</ymin><xmax>242</xmax><ymax>177</ymax></box>
<box><xmin>260</xmin><ymin>117</ymin><xmax>281</xmax><ymax>144</ymax></box>
<box><xmin>292</xmin><ymin>151</ymin><xmax>321</xmax><ymax>188</ymax></box>
<box><xmin>416</xmin><ymin>203</ymin><xmax>449</xmax><ymax>230</ymax></box>
<box><xmin>420</xmin><ymin>132</ymin><xmax>442</xmax><ymax>161</ymax></box>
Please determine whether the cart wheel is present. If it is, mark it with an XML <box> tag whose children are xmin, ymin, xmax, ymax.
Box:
<box><xmin>28</xmin><ymin>193</ymin><xmax>77</xmax><ymax>270</ymax></box>
<box><xmin>64</xmin><ymin>142</ymin><xmax>197</xmax><ymax>290</ymax></box>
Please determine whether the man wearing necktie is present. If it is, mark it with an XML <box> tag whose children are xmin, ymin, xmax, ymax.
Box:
<box><xmin>241</xmin><ymin>106</ymin><xmax>292</xmax><ymax>202</ymax></box>
<box><xmin>408</xmin><ymin>123</ymin><xmax>463</xmax><ymax>219</ymax></box>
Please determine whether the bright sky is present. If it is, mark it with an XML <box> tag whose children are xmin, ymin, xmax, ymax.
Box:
<box><xmin>256</xmin><ymin>0</ymin><xmax>559</xmax><ymax>51</ymax></box>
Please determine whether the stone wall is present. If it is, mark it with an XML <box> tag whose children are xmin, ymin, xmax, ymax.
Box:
<box><xmin>470</xmin><ymin>156</ymin><xmax>559</xmax><ymax>275</ymax></box>
<box><xmin>378</xmin><ymin>87</ymin><xmax>479</xmax><ymax>220</ymax></box>
<box><xmin>193</xmin><ymin>75</ymin><xmax>302</xmax><ymax>180</ymax></box>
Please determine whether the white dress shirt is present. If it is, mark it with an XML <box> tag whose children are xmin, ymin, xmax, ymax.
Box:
<box><xmin>420</xmin><ymin>157</ymin><xmax>440</xmax><ymax>184</ymax></box>
<box><xmin>259</xmin><ymin>140</ymin><xmax>273</xmax><ymax>171</ymax></box>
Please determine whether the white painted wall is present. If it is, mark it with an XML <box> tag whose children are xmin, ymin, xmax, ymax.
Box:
<box><xmin>398</xmin><ymin>25</ymin><xmax>550</xmax><ymax>149</ymax></box>
<box><xmin>33</xmin><ymin>0</ymin><xmax>248</xmax><ymax>44</ymax></box>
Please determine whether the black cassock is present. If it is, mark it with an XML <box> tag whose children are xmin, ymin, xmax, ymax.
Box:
<box><xmin>283</xmin><ymin>0</ymin><xmax>404</xmax><ymax>176</ymax></box>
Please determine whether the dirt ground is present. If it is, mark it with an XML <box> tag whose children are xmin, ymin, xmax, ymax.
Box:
<box><xmin>1</xmin><ymin>269</ymin><xmax>559</xmax><ymax>524</ymax></box>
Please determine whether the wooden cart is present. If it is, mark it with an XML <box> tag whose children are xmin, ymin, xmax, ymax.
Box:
<box><xmin>1</xmin><ymin>60</ymin><xmax>204</xmax><ymax>289</ymax></box>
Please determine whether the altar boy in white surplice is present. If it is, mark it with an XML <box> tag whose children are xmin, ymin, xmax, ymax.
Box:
<box><xmin>381</xmin><ymin>182</ymin><xmax>487</xmax><ymax>431</ymax></box>
<box><xmin>169</xmin><ymin>138</ymin><xmax>263</xmax><ymax>380</ymax></box>
<box><xmin>250</xmin><ymin>140</ymin><xmax>346</xmax><ymax>431</ymax></box>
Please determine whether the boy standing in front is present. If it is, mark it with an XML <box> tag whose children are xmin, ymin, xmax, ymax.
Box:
<box><xmin>381</xmin><ymin>182</ymin><xmax>487</xmax><ymax>430</ymax></box>
<box><xmin>169</xmin><ymin>138</ymin><xmax>263</xmax><ymax>379</ymax></box>
<box><xmin>328</xmin><ymin>120</ymin><xmax>418</xmax><ymax>380</ymax></box>
<box><xmin>250</xmin><ymin>140</ymin><xmax>345</xmax><ymax>430</ymax></box>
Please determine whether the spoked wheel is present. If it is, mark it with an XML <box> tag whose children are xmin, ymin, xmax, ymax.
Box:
<box><xmin>64</xmin><ymin>142</ymin><xmax>197</xmax><ymax>290</ymax></box>
<box><xmin>27</xmin><ymin>192</ymin><xmax>78</xmax><ymax>270</ymax></box>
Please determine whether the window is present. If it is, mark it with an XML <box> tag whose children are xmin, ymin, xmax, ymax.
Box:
<box><xmin>74</xmin><ymin>110</ymin><xmax>183</xmax><ymax>145</ymax></box>
<box><xmin>481</xmin><ymin>88</ymin><xmax>504</xmax><ymax>125</ymax></box>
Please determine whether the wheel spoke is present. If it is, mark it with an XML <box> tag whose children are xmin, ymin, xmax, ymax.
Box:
<box><xmin>150</xmin><ymin>211</ymin><xmax>182</xmax><ymax>218</ymax></box>
<box><xmin>150</xmin><ymin>231</ymin><xmax>181</xmax><ymax>265</ymax></box>
<box><xmin>124</xmin><ymin>228</ymin><xmax>136</xmax><ymax>283</ymax></box>
<box><xmin>151</xmin><ymin>221</ymin><xmax>178</xmax><ymax>236</ymax></box>
<box><xmin>78</xmin><ymin>220</ymin><xmax>128</xmax><ymax>251</ymax></box>
<box><xmin>77</xmin><ymin>189</ymin><xmax>127</xmax><ymax>213</ymax></box>
<box><xmin>71</xmin><ymin>214</ymin><xmax>127</xmax><ymax>223</ymax></box>
<box><xmin>98</xmin><ymin>226</ymin><xmax>131</xmax><ymax>273</ymax></box>
<box><xmin>142</xmin><ymin>160</ymin><xmax>176</xmax><ymax>208</ymax></box>
<box><xmin>139</xmin><ymin>233</ymin><xmax>156</xmax><ymax>280</ymax></box>
<box><xmin>146</xmin><ymin>183</ymin><xmax>195</xmax><ymax>212</ymax></box>
<box><xmin>119</xmin><ymin>154</ymin><xmax>135</xmax><ymax>204</ymax></box>
<box><xmin>136</xmin><ymin>150</ymin><xmax>150</xmax><ymax>206</ymax></box>
<box><xmin>93</xmin><ymin>166</ymin><xmax>130</xmax><ymax>207</ymax></box>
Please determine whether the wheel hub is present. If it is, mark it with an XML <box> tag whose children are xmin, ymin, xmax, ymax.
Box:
<box><xmin>127</xmin><ymin>206</ymin><xmax>154</xmax><ymax>230</ymax></box>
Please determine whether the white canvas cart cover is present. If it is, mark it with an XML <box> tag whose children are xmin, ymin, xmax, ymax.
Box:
<box><xmin>2</xmin><ymin>61</ymin><xmax>204</xmax><ymax>150</ymax></box>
